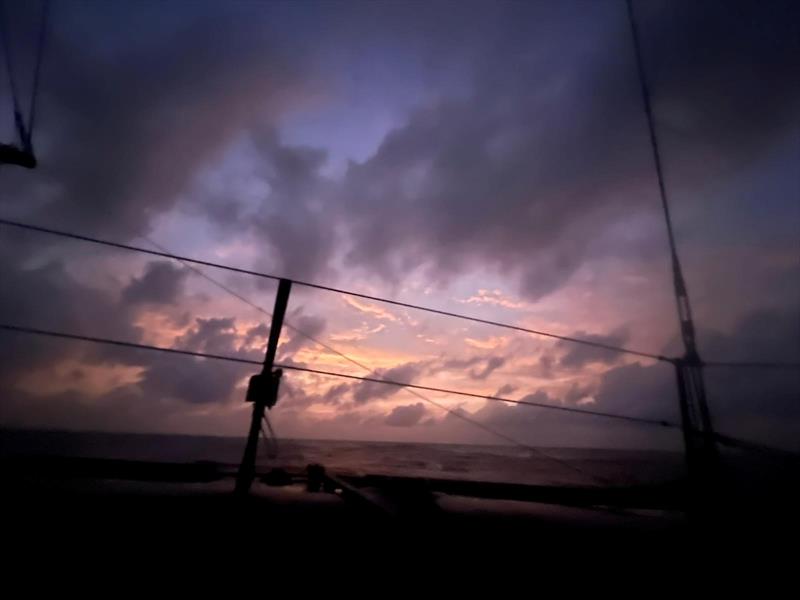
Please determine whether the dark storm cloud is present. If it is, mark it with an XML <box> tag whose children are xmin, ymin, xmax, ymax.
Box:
<box><xmin>0</xmin><ymin>2</ymin><xmax>324</xmax><ymax>429</ymax></box>
<box><xmin>429</xmin><ymin>307</ymin><xmax>799</xmax><ymax>450</ymax></box>
<box><xmin>244</xmin><ymin>323</ymin><xmax>269</xmax><ymax>347</ymax></box>
<box><xmin>701</xmin><ymin>309</ymin><xmax>800</xmax><ymax>426</ymax></box>
<box><xmin>137</xmin><ymin>358</ymin><xmax>236</xmax><ymax>406</ymax></box>
<box><xmin>134</xmin><ymin>315</ymin><xmax>268</xmax><ymax>405</ymax></box>
<box><xmin>441</xmin><ymin>356</ymin><xmax>483</xmax><ymax>370</ymax></box>
<box><xmin>384</xmin><ymin>402</ymin><xmax>426</xmax><ymax>427</ymax></box>
<box><xmin>0</xmin><ymin>2</ymin><xmax>307</xmax><ymax>240</ymax></box>
<box><xmin>0</xmin><ymin>256</ymin><xmax>143</xmax><ymax>385</ymax></box>
<box><xmin>494</xmin><ymin>383</ymin><xmax>517</xmax><ymax>398</ymax></box>
<box><xmin>4</xmin><ymin>0</ymin><xmax>796</xmax><ymax>301</ymax></box>
<box><xmin>461</xmin><ymin>391</ymin><xmax>554</xmax><ymax>444</ymax></box>
<box><xmin>175</xmin><ymin>317</ymin><xmax>238</xmax><ymax>355</ymax></box>
<box><xmin>0</xmin><ymin>386</ymin><xmax>180</xmax><ymax>434</ymax></box>
<box><xmin>121</xmin><ymin>261</ymin><xmax>188</xmax><ymax>306</ymax></box>
<box><xmin>1</xmin><ymin>1</ymin><xmax>797</xmax><ymax>440</ymax></box>
<box><xmin>633</xmin><ymin>0</ymin><xmax>800</xmax><ymax>167</ymax></box>
<box><xmin>451</xmin><ymin>380</ymin><xmax>681</xmax><ymax>450</ymax></box>
<box><xmin>280</xmin><ymin>380</ymin><xmax>349</xmax><ymax>410</ymax></box>
<box><xmin>277</xmin><ymin>312</ymin><xmax>327</xmax><ymax>362</ymax></box>
<box><xmin>335</xmin><ymin>0</ymin><xmax>800</xmax><ymax>299</ymax></box>
<box><xmin>440</xmin><ymin>354</ymin><xmax>506</xmax><ymax>380</ymax></box>
<box><xmin>564</xmin><ymin>383</ymin><xmax>592</xmax><ymax>405</ymax></box>
<box><xmin>137</xmin><ymin>353</ymin><xmax>246</xmax><ymax>406</ymax></box>
<box><xmin>558</xmin><ymin>328</ymin><xmax>630</xmax><ymax>369</ymax></box>
<box><xmin>245</xmin><ymin>130</ymin><xmax>338</xmax><ymax>282</ymax></box>
<box><xmin>544</xmin><ymin>308</ymin><xmax>799</xmax><ymax>450</ymax></box>
<box><xmin>591</xmin><ymin>362</ymin><xmax>678</xmax><ymax>424</ymax></box>
<box><xmin>701</xmin><ymin>309</ymin><xmax>800</xmax><ymax>366</ymax></box>
<box><xmin>0</xmin><ymin>256</ymin><xmax>252</xmax><ymax>419</ymax></box>
<box><xmin>352</xmin><ymin>361</ymin><xmax>424</xmax><ymax>404</ymax></box>
<box><xmin>0</xmin><ymin>251</ymin><xmax>259</xmax><ymax>409</ymax></box>
<box><xmin>470</xmin><ymin>355</ymin><xmax>506</xmax><ymax>380</ymax></box>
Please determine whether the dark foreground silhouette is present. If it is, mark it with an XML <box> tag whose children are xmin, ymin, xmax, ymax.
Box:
<box><xmin>3</xmin><ymin>452</ymin><xmax>797</xmax><ymax>558</ymax></box>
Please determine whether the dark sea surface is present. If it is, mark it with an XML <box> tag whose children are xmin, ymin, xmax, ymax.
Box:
<box><xmin>0</xmin><ymin>429</ymin><xmax>687</xmax><ymax>486</ymax></box>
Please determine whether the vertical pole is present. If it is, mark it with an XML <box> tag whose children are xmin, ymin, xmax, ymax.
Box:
<box><xmin>235</xmin><ymin>278</ymin><xmax>292</xmax><ymax>495</ymax></box>
<box><xmin>626</xmin><ymin>0</ymin><xmax>718</xmax><ymax>515</ymax></box>
<box><xmin>674</xmin><ymin>358</ymin><xmax>719</xmax><ymax>522</ymax></box>
<box><xmin>673</xmin><ymin>361</ymin><xmax>696</xmax><ymax>481</ymax></box>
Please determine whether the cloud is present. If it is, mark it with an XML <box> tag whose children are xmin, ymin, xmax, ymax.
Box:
<box><xmin>137</xmin><ymin>353</ymin><xmax>246</xmax><ymax>406</ymax></box>
<box><xmin>175</xmin><ymin>317</ymin><xmax>238</xmax><ymax>355</ymax></box>
<box><xmin>564</xmin><ymin>383</ymin><xmax>593</xmax><ymax>405</ymax></box>
<box><xmin>428</xmin><ymin>308</ymin><xmax>798</xmax><ymax>449</ymax></box>
<box><xmin>341</xmin><ymin>296</ymin><xmax>399</xmax><ymax>322</ymax></box>
<box><xmin>329</xmin><ymin>322</ymin><xmax>386</xmax><ymax>343</ymax></box>
<box><xmin>494</xmin><ymin>384</ymin><xmax>517</xmax><ymax>398</ymax></box>
<box><xmin>136</xmin><ymin>316</ymin><xmax>262</xmax><ymax>405</ymax></box>
<box><xmin>281</xmin><ymin>380</ymin><xmax>350</xmax><ymax>410</ymax></box>
<box><xmin>0</xmin><ymin>3</ymin><xmax>310</xmax><ymax>240</ymax></box>
<box><xmin>244</xmin><ymin>323</ymin><xmax>270</xmax><ymax>347</ymax></box>
<box><xmin>441</xmin><ymin>355</ymin><xmax>483</xmax><ymax>370</ymax></box>
<box><xmin>278</xmin><ymin>313</ymin><xmax>326</xmax><ymax>362</ymax></box>
<box><xmin>352</xmin><ymin>361</ymin><xmax>424</xmax><ymax>404</ymax></box>
<box><xmin>121</xmin><ymin>261</ymin><xmax>188</xmax><ymax>306</ymax></box>
<box><xmin>469</xmin><ymin>355</ymin><xmax>506</xmax><ymax>380</ymax></box>
<box><xmin>437</xmin><ymin>354</ymin><xmax>505</xmax><ymax>380</ymax></box>
<box><xmin>464</xmin><ymin>336</ymin><xmax>507</xmax><ymax>350</ymax></box>
<box><xmin>244</xmin><ymin>128</ymin><xmax>337</xmax><ymax>282</ymax></box>
<box><xmin>0</xmin><ymin>256</ymin><xmax>143</xmax><ymax>384</ymax></box>
<box><xmin>1</xmin><ymin>2</ymin><xmax>797</xmax><ymax>446</ymax></box>
<box><xmin>384</xmin><ymin>402</ymin><xmax>427</xmax><ymax>427</ymax></box>
<box><xmin>547</xmin><ymin>308</ymin><xmax>800</xmax><ymax>450</ymax></box>
<box><xmin>458</xmin><ymin>289</ymin><xmax>527</xmax><ymax>310</ymax></box>
<box><xmin>333</xmin><ymin>0</ymin><xmax>800</xmax><ymax>300</ymax></box>
<box><xmin>558</xmin><ymin>327</ymin><xmax>630</xmax><ymax>369</ymax></box>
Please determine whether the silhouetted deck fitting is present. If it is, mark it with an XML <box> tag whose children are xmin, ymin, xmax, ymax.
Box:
<box><xmin>0</xmin><ymin>143</ymin><xmax>36</xmax><ymax>168</ymax></box>
<box><xmin>0</xmin><ymin>322</ymin><xmax>680</xmax><ymax>428</ymax></box>
<box><xmin>0</xmin><ymin>217</ymin><xmax>671</xmax><ymax>362</ymax></box>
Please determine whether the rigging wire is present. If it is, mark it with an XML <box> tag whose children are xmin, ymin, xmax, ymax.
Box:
<box><xmin>4</xmin><ymin>323</ymin><xmax>794</xmax><ymax>459</ymax></box>
<box><xmin>0</xmin><ymin>322</ymin><xmax>680</xmax><ymax>428</ymax></box>
<box><xmin>0</xmin><ymin>0</ymin><xmax>23</xmax><ymax>124</ymax></box>
<box><xmin>703</xmin><ymin>361</ymin><xmax>800</xmax><ymax>370</ymax></box>
<box><xmin>0</xmin><ymin>0</ymin><xmax>49</xmax><ymax>148</ymax></box>
<box><xmin>139</xmin><ymin>236</ymin><xmax>614</xmax><ymax>483</ymax></box>
<box><xmin>26</xmin><ymin>0</ymin><xmax>50</xmax><ymax>142</ymax></box>
<box><xmin>0</xmin><ymin>216</ymin><xmax>672</xmax><ymax>362</ymax></box>
<box><xmin>278</xmin><ymin>364</ymin><xmax>678</xmax><ymax>428</ymax></box>
<box><xmin>2</xmin><ymin>320</ymin><xmax>678</xmax><ymax>484</ymax></box>
<box><xmin>260</xmin><ymin>414</ymin><xmax>278</xmax><ymax>459</ymax></box>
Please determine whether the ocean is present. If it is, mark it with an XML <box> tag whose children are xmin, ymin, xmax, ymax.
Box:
<box><xmin>0</xmin><ymin>428</ymin><xmax>686</xmax><ymax>487</ymax></box>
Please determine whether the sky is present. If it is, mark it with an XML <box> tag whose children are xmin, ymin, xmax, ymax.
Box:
<box><xmin>0</xmin><ymin>0</ymin><xmax>798</xmax><ymax>451</ymax></box>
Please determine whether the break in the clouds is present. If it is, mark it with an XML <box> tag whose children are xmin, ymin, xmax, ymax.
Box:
<box><xmin>0</xmin><ymin>1</ymin><xmax>797</xmax><ymax>450</ymax></box>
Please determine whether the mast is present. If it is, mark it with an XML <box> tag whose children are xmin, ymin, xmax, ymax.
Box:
<box><xmin>625</xmin><ymin>0</ymin><xmax>718</xmax><ymax>509</ymax></box>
